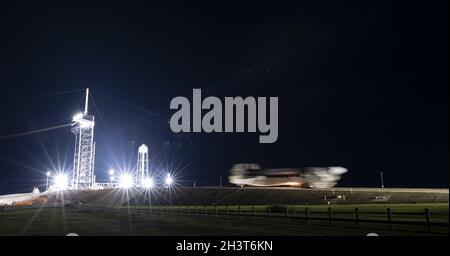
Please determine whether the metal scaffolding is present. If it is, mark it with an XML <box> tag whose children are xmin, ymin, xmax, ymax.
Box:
<box><xmin>71</xmin><ymin>88</ymin><xmax>96</xmax><ymax>190</ymax></box>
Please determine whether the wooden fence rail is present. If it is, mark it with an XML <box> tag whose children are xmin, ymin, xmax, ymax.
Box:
<box><xmin>2</xmin><ymin>203</ymin><xmax>447</xmax><ymax>233</ymax></box>
<box><xmin>75</xmin><ymin>205</ymin><xmax>448</xmax><ymax>232</ymax></box>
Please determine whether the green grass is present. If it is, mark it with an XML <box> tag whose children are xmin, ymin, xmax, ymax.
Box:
<box><xmin>0</xmin><ymin>203</ymin><xmax>447</xmax><ymax>236</ymax></box>
<box><xmin>124</xmin><ymin>203</ymin><xmax>449</xmax><ymax>223</ymax></box>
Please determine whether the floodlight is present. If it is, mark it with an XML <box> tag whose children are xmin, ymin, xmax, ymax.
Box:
<box><xmin>72</xmin><ymin>112</ymin><xmax>83</xmax><ymax>121</ymax></box>
<box><xmin>119</xmin><ymin>173</ymin><xmax>133</xmax><ymax>188</ymax></box>
<box><xmin>164</xmin><ymin>174</ymin><xmax>173</xmax><ymax>186</ymax></box>
<box><xmin>46</xmin><ymin>171</ymin><xmax>51</xmax><ymax>177</ymax></box>
<box><xmin>108</xmin><ymin>169</ymin><xmax>115</xmax><ymax>175</ymax></box>
<box><xmin>54</xmin><ymin>173</ymin><xmax>69</xmax><ymax>190</ymax></box>
<box><xmin>143</xmin><ymin>177</ymin><xmax>154</xmax><ymax>189</ymax></box>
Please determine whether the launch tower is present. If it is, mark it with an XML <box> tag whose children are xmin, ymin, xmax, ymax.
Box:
<box><xmin>71</xmin><ymin>88</ymin><xmax>96</xmax><ymax>190</ymax></box>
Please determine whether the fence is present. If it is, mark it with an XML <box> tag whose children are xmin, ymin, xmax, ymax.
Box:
<box><xmin>2</xmin><ymin>202</ymin><xmax>447</xmax><ymax>233</ymax></box>
<box><xmin>79</xmin><ymin>204</ymin><xmax>448</xmax><ymax>233</ymax></box>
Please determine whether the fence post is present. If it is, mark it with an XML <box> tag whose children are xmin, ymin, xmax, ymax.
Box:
<box><xmin>328</xmin><ymin>207</ymin><xmax>332</xmax><ymax>226</ymax></box>
<box><xmin>195</xmin><ymin>206</ymin><xmax>198</xmax><ymax>216</ymax></box>
<box><xmin>215</xmin><ymin>205</ymin><xmax>217</xmax><ymax>218</ymax></box>
<box><xmin>425</xmin><ymin>208</ymin><xmax>432</xmax><ymax>233</ymax></box>
<box><xmin>252</xmin><ymin>206</ymin><xmax>255</xmax><ymax>221</ymax></box>
<box><xmin>286</xmin><ymin>207</ymin><xmax>289</xmax><ymax>223</ymax></box>
<box><xmin>305</xmin><ymin>207</ymin><xmax>309</xmax><ymax>225</ymax></box>
<box><xmin>355</xmin><ymin>208</ymin><xmax>360</xmax><ymax>229</ymax></box>
<box><xmin>226</xmin><ymin>205</ymin><xmax>229</xmax><ymax>218</ymax></box>
<box><xmin>267</xmin><ymin>207</ymin><xmax>271</xmax><ymax>222</ymax></box>
<box><xmin>238</xmin><ymin>205</ymin><xmax>241</xmax><ymax>219</ymax></box>
<box><xmin>205</xmin><ymin>206</ymin><xmax>208</xmax><ymax>216</ymax></box>
<box><xmin>187</xmin><ymin>205</ymin><xmax>189</xmax><ymax>216</ymax></box>
<box><xmin>387</xmin><ymin>208</ymin><xmax>392</xmax><ymax>230</ymax></box>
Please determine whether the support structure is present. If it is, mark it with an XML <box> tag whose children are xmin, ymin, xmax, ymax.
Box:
<box><xmin>137</xmin><ymin>144</ymin><xmax>149</xmax><ymax>186</ymax></box>
<box><xmin>71</xmin><ymin>88</ymin><xmax>96</xmax><ymax>190</ymax></box>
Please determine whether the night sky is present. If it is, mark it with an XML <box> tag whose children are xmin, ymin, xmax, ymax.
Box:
<box><xmin>0</xmin><ymin>1</ymin><xmax>448</xmax><ymax>194</ymax></box>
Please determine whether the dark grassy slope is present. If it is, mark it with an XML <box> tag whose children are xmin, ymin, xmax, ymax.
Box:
<box><xmin>51</xmin><ymin>187</ymin><xmax>449</xmax><ymax>206</ymax></box>
<box><xmin>0</xmin><ymin>207</ymin><xmax>446</xmax><ymax>236</ymax></box>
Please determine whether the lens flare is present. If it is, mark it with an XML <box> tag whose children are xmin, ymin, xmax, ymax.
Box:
<box><xmin>143</xmin><ymin>177</ymin><xmax>154</xmax><ymax>189</ymax></box>
<box><xmin>53</xmin><ymin>173</ymin><xmax>69</xmax><ymax>190</ymax></box>
<box><xmin>119</xmin><ymin>173</ymin><xmax>133</xmax><ymax>188</ymax></box>
<box><xmin>165</xmin><ymin>174</ymin><xmax>173</xmax><ymax>186</ymax></box>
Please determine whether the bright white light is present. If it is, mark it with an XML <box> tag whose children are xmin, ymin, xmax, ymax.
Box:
<box><xmin>165</xmin><ymin>174</ymin><xmax>173</xmax><ymax>186</ymax></box>
<box><xmin>138</xmin><ymin>144</ymin><xmax>148</xmax><ymax>153</ymax></box>
<box><xmin>143</xmin><ymin>177</ymin><xmax>154</xmax><ymax>189</ymax></box>
<box><xmin>46</xmin><ymin>171</ymin><xmax>51</xmax><ymax>177</ymax></box>
<box><xmin>119</xmin><ymin>174</ymin><xmax>133</xmax><ymax>188</ymax></box>
<box><xmin>108</xmin><ymin>169</ymin><xmax>115</xmax><ymax>175</ymax></box>
<box><xmin>72</xmin><ymin>112</ymin><xmax>83</xmax><ymax>121</ymax></box>
<box><xmin>110</xmin><ymin>176</ymin><xmax>115</xmax><ymax>181</ymax></box>
<box><xmin>54</xmin><ymin>174</ymin><xmax>69</xmax><ymax>190</ymax></box>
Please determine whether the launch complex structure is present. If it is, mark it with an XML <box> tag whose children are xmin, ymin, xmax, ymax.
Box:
<box><xmin>70</xmin><ymin>88</ymin><xmax>149</xmax><ymax>190</ymax></box>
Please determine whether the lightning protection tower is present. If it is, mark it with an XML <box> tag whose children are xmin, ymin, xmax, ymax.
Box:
<box><xmin>137</xmin><ymin>144</ymin><xmax>149</xmax><ymax>186</ymax></box>
<box><xmin>71</xmin><ymin>88</ymin><xmax>96</xmax><ymax>190</ymax></box>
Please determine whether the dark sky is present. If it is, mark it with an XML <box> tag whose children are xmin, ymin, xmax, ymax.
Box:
<box><xmin>0</xmin><ymin>1</ymin><xmax>448</xmax><ymax>194</ymax></box>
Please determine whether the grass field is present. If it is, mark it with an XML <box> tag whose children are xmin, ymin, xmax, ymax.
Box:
<box><xmin>125</xmin><ymin>203</ymin><xmax>449</xmax><ymax>222</ymax></box>
<box><xmin>0</xmin><ymin>203</ymin><xmax>447</xmax><ymax>236</ymax></box>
